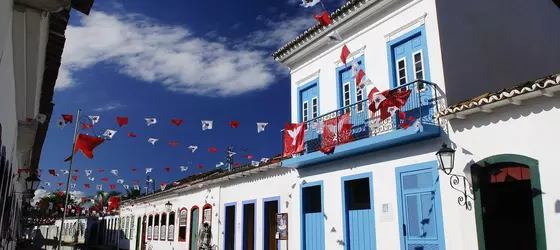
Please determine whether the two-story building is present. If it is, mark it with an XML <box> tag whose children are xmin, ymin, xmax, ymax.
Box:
<box><xmin>273</xmin><ymin>0</ymin><xmax>560</xmax><ymax>250</ymax></box>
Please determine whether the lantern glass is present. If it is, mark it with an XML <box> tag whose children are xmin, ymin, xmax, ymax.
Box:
<box><xmin>436</xmin><ymin>143</ymin><xmax>455</xmax><ymax>175</ymax></box>
<box><xmin>165</xmin><ymin>201</ymin><xmax>172</xmax><ymax>213</ymax></box>
<box><xmin>25</xmin><ymin>174</ymin><xmax>41</xmax><ymax>192</ymax></box>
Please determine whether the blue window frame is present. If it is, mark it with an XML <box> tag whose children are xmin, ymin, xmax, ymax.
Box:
<box><xmin>387</xmin><ymin>25</ymin><xmax>431</xmax><ymax>88</ymax></box>
<box><xmin>297</xmin><ymin>80</ymin><xmax>320</xmax><ymax>123</ymax></box>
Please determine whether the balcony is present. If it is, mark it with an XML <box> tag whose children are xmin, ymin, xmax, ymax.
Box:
<box><xmin>282</xmin><ymin>80</ymin><xmax>442</xmax><ymax>168</ymax></box>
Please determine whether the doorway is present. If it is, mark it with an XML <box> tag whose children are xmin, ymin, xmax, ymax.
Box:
<box><xmin>472</xmin><ymin>155</ymin><xmax>546</xmax><ymax>250</ymax></box>
<box><xmin>224</xmin><ymin>203</ymin><xmax>236</xmax><ymax>250</ymax></box>
<box><xmin>342</xmin><ymin>174</ymin><xmax>376</xmax><ymax>250</ymax></box>
<box><xmin>263</xmin><ymin>198</ymin><xmax>279</xmax><ymax>250</ymax></box>
<box><xmin>242</xmin><ymin>201</ymin><xmax>256</xmax><ymax>250</ymax></box>
<box><xmin>189</xmin><ymin>207</ymin><xmax>200</xmax><ymax>250</ymax></box>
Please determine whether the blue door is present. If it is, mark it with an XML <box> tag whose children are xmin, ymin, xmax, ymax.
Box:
<box><xmin>342</xmin><ymin>174</ymin><xmax>376</xmax><ymax>250</ymax></box>
<box><xmin>396</xmin><ymin>162</ymin><xmax>445</xmax><ymax>250</ymax></box>
<box><xmin>299</xmin><ymin>82</ymin><xmax>320</xmax><ymax>151</ymax></box>
<box><xmin>301</xmin><ymin>182</ymin><xmax>325</xmax><ymax>250</ymax></box>
<box><xmin>390</xmin><ymin>25</ymin><xmax>432</xmax><ymax>126</ymax></box>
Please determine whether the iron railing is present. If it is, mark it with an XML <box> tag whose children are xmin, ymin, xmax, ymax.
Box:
<box><xmin>283</xmin><ymin>80</ymin><xmax>440</xmax><ymax>155</ymax></box>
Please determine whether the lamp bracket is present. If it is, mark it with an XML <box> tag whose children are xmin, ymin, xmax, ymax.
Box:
<box><xmin>449</xmin><ymin>174</ymin><xmax>475</xmax><ymax>210</ymax></box>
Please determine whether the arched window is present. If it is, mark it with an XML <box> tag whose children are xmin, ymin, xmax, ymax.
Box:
<box><xmin>147</xmin><ymin>215</ymin><xmax>153</xmax><ymax>240</ymax></box>
<box><xmin>178</xmin><ymin>208</ymin><xmax>188</xmax><ymax>242</ymax></box>
<box><xmin>168</xmin><ymin>212</ymin><xmax>175</xmax><ymax>241</ymax></box>
<box><xmin>160</xmin><ymin>213</ymin><xmax>167</xmax><ymax>241</ymax></box>
<box><xmin>189</xmin><ymin>206</ymin><xmax>200</xmax><ymax>250</ymax></box>
<box><xmin>129</xmin><ymin>216</ymin><xmax>135</xmax><ymax>240</ymax></box>
<box><xmin>202</xmin><ymin>204</ymin><xmax>212</xmax><ymax>224</ymax></box>
<box><xmin>153</xmin><ymin>214</ymin><xmax>160</xmax><ymax>240</ymax></box>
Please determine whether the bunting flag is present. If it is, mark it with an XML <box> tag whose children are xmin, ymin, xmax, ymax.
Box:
<box><xmin>74</xmin><ymin>169</ymin><xmax>79</xmax><ymax>173</ymax></box>
<box><xmin>98</xmin><ymin>169</ymin><xmax>104</xmax><ymax>173</ymax></box>
<box><xmin>128</xmin><ymin>132</ymin><xmax>137</xmax><ymax>137</ymax></box>
<box><xmin>245</xmin><ymin>155</ymin><xmax>253</xmax><ymax>159</ymax></box>
<box><xmin>61</xmin><ymin>114</ymin><xmax>73</xmax><ymax>124</ymax></box>
<box><xmin>84</xmin><ymin>184</ymin><xmax>91</xmax><ymax>189</ymax></box>
<box><xmin>229</xmin><ymin>121</ymin><xmax>240</xmax><ymax>128</ymax></box>
<box><xmin>227</xmin><ymin>150</ymin><xmax>236</xmax><ymax>157</ymax></box>
<box><xmin>251</xmin><ymin>161</ymin><xmax>259</xmax><ymax>167</ymax></box>
<box><xmin>71</xmin><ymin>175</ymin><xmax>78</xmax><ymax>181</ymax></box>
<box><xmin>201</xmin><ymin>120</ymin><xmax>213</xmax><ymax>130</ymax></box>
<box><xmin>160</xmin><ymin>182</ymin><xmax>167</xmax><ymax>190</ymax></box>
<box><xmin>85</xmin><ymin>170</ymin><xmax>92</xmax><ymax>176</ymax></box>
<box><xmin>146</xmin><ymin>168</ymin><xmax>153</xmax><ymax>174</ymax></box>
<box><xmin>88</xmin><ymin>177</ymin><xmax>95</xmax><ymax>182</ymax></box>
<box><xmin>257</xmin><ymin>122</ymin><xmax>268</xmax><ymax>133</ymax></box>
<box><xmin>340</xmin><ymin>45</ymin><xmax>350</xmax><ymax>65</ymax></box>
<box><xmin>65</xmin><ymin>134</ymin><xmax>105</xmax><ymax>161</ymax></box>
<box><xmin>81</xmin><ymin>197</ymin><xmax>87</xmax><ymax>203</ymax></box>
<box><xmin>45</xmin><ymin>182</ymin><xmax>51</xmax><ymax>186</ymax></box>
<box><xmin>123</xmin><ymin>185</ymin><xmax>130</xmax><ymax>190</ymax></box>
<box><xmin>111</xmin><ymin>169</ymin><xmax>118</xmax><ymax>176</ymax></box>
<box><xmin>88</xmin><ymin>115</ymin><xmax>100</xmax><ymax>124</ymax></box>
<box><xmin>301</xmin><ymin>0</ymin><xmax>320</xmax><ymax>7</ymax></box>
<box><xmin>116</xmin><ymin>117</ymin><xmax>129</xmax><ymax>127</ymax></box>
<box><xmin>70</xmin><ymin>184</ymin><xmax>76</xmax><ymax>189</ymax></box>
<box><xmin>215</xmin><ymin>162</ymin><xmax>224</xmax><ymax>168</ymax></box>
<box><xmin>133</xmin><ymin>180</ymin><xmax>140</xmax><ymax>184</ymax></box>
<box><xmin>327</xmin><ymin>30</ymin><xmax>342</xmax><ymax>44</ymax></box>
<box><xmin>145</xmin><ymin>118</ymin><xmax>157</xmax><ymax>126</ymax></box>
<box><xmin>261</xmin><ymin>158</ymin><xmax>270</xmax><ymax>163</ymax></box>
<box><xmin>58</xmin><ymin>182</ymin><xmax>63</xmax><ymax>187</ymax></box>
<box><xmin>48</xmin><ymin>169</ymin><xmax>57</xmax><ymax>176</ymax></box>
<box><xmin>180</xmin><ymin>166</ymin><xmax>188</xmax><ymax>172</ymax></box>
<box><xmin>367</xmin><ymin>87</ymin><xmax>412</xmax><ymax>121</ymax></box>
<box><xmin>57</xmin><ymin>119</ymin><xmax>66</xmax><ymax>128</ymax></box>
<box><xmin>82</xmin><ymin>124</ymin><xmax>94</xmax><ymax>130</ymax></box>
<box><xmin>197</xmin><ymin>165</ymin><xmax>203</xmax><ymax>169</ymax></box>
<box><xmin>171</xmin><ymin>119</ymin><xmax>183</xmax><ymax>126</ymax></box>
<box><xmin>133</xmin><ymin>185</ymin><xmax>140</xmax><ymax>190</ymax></box>
<box><xmin>103</xmin><ymin>129</ymin><xmax>117</xmax><ymax>139</ymax></box>
<box><xmin>110</xmin><ymin>184</ymin><xmax>116</xmax><ymax>190</ymax></box>
<box><xmin>148</xmin><ymin>138</ymin><xmax>158</xmax><ymax>145</ymax></box>
<box><xmin>101</xmin><ymin>178</ymin><xmax>109</xmax><ymax>182</ymax></box>
<box><xmin>117</xmin><ymin>179</ymin><xmax>124</xmax><ymax>184</ymax></box>
<box><xmin>314</xmin><ymin>11</ymin><xmax>332</xmax><ymax>26</ymax></box>
<box><xmin>169</xmin><ymin>141</ymin><xmax>179</xmax><ymax>147</ymax></box>
<box><xmin>164</xmin><ymin>168</ymin><xmax>170</xmax><ymax>172</ymax></box>
<box><xmin>188</xmin><ymin>145</ymin><xmax>198</xmax><ymax>153</ymax></box>
<box><xmin>283</xmin><ymin>123</ymin><xmax>305</xmax><ymax>157</ymax></box>
<box><xmin>351</xmin><ymin>62</ymin><xmax>359</xmax><ymax>77</ymax></box>
<box><xmin>36</xmin><ymin>114</ymin><xmax>47</xmax><ymax>124</ymax></box>
<box><xmin>60</xmin><ymin>169</ymin><xmax>69</xmax><ymax>175</ymax></box>
<box><xmin>208</xmin><ymin>147</ymin><xmax>218</xmax><ymax>153</ymax></box>
<box><xmin>131</xmin><ymin>168</ymin><xmax>137</xmax><ymax>172</ymax></box>
<box><xmin>355</xmin><ymin>69</ymin><xmax>366</xmax><ymax>88</ymax></box>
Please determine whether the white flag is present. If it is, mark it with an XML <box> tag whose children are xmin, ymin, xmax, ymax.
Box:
<box><xmin>146</xmin><ymin>168</ymin><xmax>153</xmax><ymax>174</ymax></box>
<box><xmin>228</xmin><ymin>151</ymin><xmax>236</xmax><ymax>157</ymax></box>
<box><xmin>257</xmin><ymin>122</ymin><xmax>268</xmax><ymax>133</ymax></box>
<box><xmin>110</xmin><ymin>169</ymin><xmax>119</xmax><ymax>176</ymax></box>
<box><xmin>88</xmin><ymin>115</ymin><xmax>100</xmax><ymax>124</ymax></box>
<box><xmin>60</xmin><ymin>169</ymin><xmax>69</xmax><ymax>174</ymax></box>
<box><xmin>201</xmin><ymin>120</ymin><xmax>213</xmax><ymax>130</ymax></box>
<box><xmin>301</xmin><ymin>0</ymin><xmax>320</xmax><ymax>7</ymax></box>
<box><xmin>117</xmin><ymin>179</ymin><xmax>124</xmax><ymax>184</ymax></box>
<box><xmin>180</xmin><ymin>166</ymin><xmax>188</xmax><ymax>172</ymax></box>
<box><xmin>251</xmin><ymin>161</ymin><xmax>260</xmax><ymax>167</ymax></box>
<box><xmin>57</xmin><ymin>119</ymin><xmax>65</xmax><ymax>128</ymax></box>
<box><xmin>104</xmin><ymin>129</ymin><xmax>117</xmax><ymax>139</ymax></box>
<box><xmin>260</xmin><ymin>158</ymin><xmax>270</xmax><ymax>163</ymax></box>
<box><xmin>216</xmin><ymin>162</ymin><xmax>224</xmax><ymax>168</ymax></box>
<box><xmin>70</xmin><ymin>184</ymin><xmax>76</xmax><ymax>189</ymax></box>
<box><xmin>188</xmin><ymin>145</ymin><xmax>198</xmax><ymax>153</ymax></box>
<box><xmin>148</xmin><ymin>178</ymin><xmax>154</xmax><ymax>183</ymax></box>
<box><xmin>45</xmin><ymin>182</ymin><xmax>51</xmax><ymax>186</ymax></box>
<box><xmin>36</xmin><ymin>114</ymin><xmax>47</xmax><ymax>124</ymax></box>
<box><xmin>145</xmin><ymin>118</ymin><xmax>157</xmax><ymax>126</ymax></box>
<box><xmin>123</xmin><ymin>185</ymin><xmax>130</xmax><ymax>190</ymax></box>
<box><xmin>327</xmin><ymin>30</ymin><xmax>342</xmax><ymax>44</ymax></box>
<box><xmin>161</xmin><ymin>183</ymin><xmax>167</xmax><ymax>190</ymax></box>
<box><xmin>133</xmin><ymin>185</ymin><xmax>140</xmax><ymax>190</ymax></box>
<box><xmin>88</xmin><ymin>177</ymin><xmax>95</xmax><ymax>182</ymax></box>
<box><xmin>351</xmin><ymin>61</ymin><xmax>360</xmax><ymax>77</ymax></box>
<box><xmin>360</xmin><ymin>77</ymin><xmax>373</xmax><ymax>89</ymax></box>
<box><xmin>96</xmin><ymin>185</ymin><xmax>102</xmax><ymax>191</ymax></box>
<box><xmin>148</xmin><ymin>138</ymin><xmax>158</xmax><ymax>145</ymax></box>
<box><xmin>85</xmin><ymin>170</ymin><xmax>92</xmax><ymax>176</ymax></box>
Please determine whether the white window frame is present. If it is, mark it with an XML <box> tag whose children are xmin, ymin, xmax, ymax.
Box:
<box><xmin>302</xmin><ymin>100</ymin><xmax>309</xmax><ymax>131</ymax></box>
<box><xmin>412</xmin><ymin>50</ymin><xmax>426</xmax><ymax>91</ymax></box>
<box><xmin>343</xmin><ymin>82</ymin><xmax>351</xmax><ymax>114</ymax></box>
<box><xmin>396</xmin><ymin>57</ymin><xmax>408</xmax><ymax>86</ymax></box>
<box><xmin>356</xmin><ymin>87</ymin><xmax>364</xmax><ymax>113</ymax></box>
<box><xmin>311</xmin><ymin>97</ymin><xmax>318</xmax><ymax>119</ymax></box>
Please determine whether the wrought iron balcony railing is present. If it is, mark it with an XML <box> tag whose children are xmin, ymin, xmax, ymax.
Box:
<box><xmin>283</xmin><ymin>80</ymin><xmax>441</xmax><ymax>156</ymax></box>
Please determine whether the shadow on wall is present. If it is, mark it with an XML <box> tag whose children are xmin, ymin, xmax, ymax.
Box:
<box><xmin>450</xmin><ymin>93</ymin><xmax>560</xmax><ymax>133</ymax></box>
<box><xmin>556</xmin><ymin>200</ymin><xmax>560</xmax><ymax>213</ymax></box>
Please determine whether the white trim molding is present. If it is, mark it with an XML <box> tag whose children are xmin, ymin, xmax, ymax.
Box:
<box><xmin>333</xmin><ymin>45</ymin><xmax>367</xmax><ymax>66</ymax></box>
<box><xmin>295</xmin><ymin>69</ymin><xmax>321</xmax><ymax>86</ymax></box>
<box><xmin>384</xmin><ymin>13</ymin><xmax>427</xmax><ymax>42</ymax></box>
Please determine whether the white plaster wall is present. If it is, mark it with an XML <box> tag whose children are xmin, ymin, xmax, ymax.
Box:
<box><xmin>218</xmin><ymin>168</ymin><xmax>297</xmax><ymax>250</ymax></box>
<box><xmin>289</xmin><ymin>0</ymin><xmax>445</xmax><ymax>123</ymax></box>
<box><xmin>445</xmin><ymin>95</ymin><xmax>560</xmax><ymax>250</ymax></box>
<box><xmin>434</xmin><ymin>0</ymin><xmax>560</xmax><ymax>104</ymax></box>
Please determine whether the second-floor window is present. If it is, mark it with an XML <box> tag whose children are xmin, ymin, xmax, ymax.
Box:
<box><xmin>312</xmin><ymin>97</ymin><xmax>318</xmax><ymax>119</ymax></box>
<box><xmin>298</xmin><ymin>81</ymin><xmax>319</xmax><ymax>125</ymax></box>
<box><xmin>343</xmin><ymin>82</ymin><xmax>351</xmax><ymax>114</ymax></box>
<box><xmin>389</xmin><ymin>25</ymin><xmax>430</xmax><ymax>89</ymax></box>
<box><xmin>303</xmin><ymin>101</ymin><xmax>309</xmax><ymax>122</ymax></box>
<box><xmin>396</xmin><ymin>58</ymin><xmax>407</xmax><ymax>85</ymax></box>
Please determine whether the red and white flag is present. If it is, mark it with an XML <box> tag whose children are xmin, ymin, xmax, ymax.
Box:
<box><xmin>314</xmin><ymin>11</ymin><xmax>332</xmax><ymax>26</ymax></box>
<box><xmin>283</xmin><ymin>123</ymin><xmax>305</xmax><ymax>157</ymax></box>
<box><xmin>322</xmin><ymin>113</ymin><xmax>353</xmax><ymax>149</ymax></box>
<box><xmin>145</xmin><ymin>118</ymin><xmax>157</xmax><ymax>126</ymax></box>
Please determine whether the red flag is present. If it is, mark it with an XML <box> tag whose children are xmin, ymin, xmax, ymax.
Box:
<box><xmin>171</xmin><ymin>119</ymin><xmax>183</xmax><ymax>126</ymax></box>
<box><xmin>355</xmin><ymin>69</ymin><xmax>365</xmax><ymax>87</ymax></box>
<box><xmin>81</xmin><ymin>197</ymin><xmax>87</xmax><ymax>202</ymax></box>
<box><xmin>84</xmin><ymin>184</ymin><xmax>90</xmax><ymax>189</ymax></box>
<box><xmin>229</xmin><ymin>121</ymin><xmax>240</xmax><ymax>128</ymax></box>
<box><xmin>368</xmin><ymin>88</ymin><xmax>412</xmax><ymax>121</ymax></box>
<box><xmin>131</xmin><ymin>168</ymin><xmax>137</xmax><ymax>172</ymax></box>
<box><xmin>61</xmin><ymin>114</ymin><xmax>73</xmax><ymax>123</ymax></box>
<box><xmin>165</xmin><ymin>168</ymin><xmax>170</xmax><ymax>172</ymax></box>
<box><xmin>321</xmin><ymin>113</ymin><xmax>353</xmax><ymax>149</ymax></box>
<box><xmin>197</xmin><ymin>165</ymin><xmax>203</xmax><ymax>169</ymax></box>
<box><xmin>64</xmin><ymin>134</ymin><xmax>105</xmax><ymax>161</ymax></box>
<box><xmin>116</xmin><ymin>117</ymin><xmax>129</xmax><ymax>127</ymax></box>
<box><xmin>110</xmin><ymin>184</ymin><xmax>116</xmax><ymax>190</ymax></box>
<box><xmin>82</xmin><ymin>124</ymin><xmax>93</xmax><ymax>130</ymax></box>
<box><xmin>58</xmin><ymin>182</ymin><xmax>63</xmax><ymax>187</ymax></box>
<box><xmin>169</xmin><ymin>142</ymin><xmax>179</xmax><ymax>147</ymax></box>
<box><xmin>283</xmin><ymin>123</ymin><xmax>305</xmax><ymax>157</ymax></box>
<box><xmin>133</xmin><ymin>180</ymin><xmax>140</xmax><ymax>184</ymax></box>
<box><xmin>72</xmin><ymin>175</ymin><xmax>78</xmax><ymax>181</ymax></box>
<box><xmin>234</xmin><ymin>163</ymin><xmax>240</xmax><ymax>167</ymax></box>
<box><xmin>127</xmin><ymin>132</ymin><xmax>137</xmax><ymax>137</ymax></box>
<box><xmin>101</xmin><ymin>178</ymin><xmax>109</xmax><ymax>182</ymax></box>
<box><xmin>17</xmin><ymin>169</ymin><xmax>23</xmax><ymax>174</ymax></box>
<box><xmin>48</xmin><ymin>169</ymin><xmax>56</xmax><ymax>176</ymax></box>
<box><xmin>245</xmin><ymin>155</ymin><xmax>253</xmax><ymax>159</ymax></box>
<box><xmin>74</xmin><ymin>170</ymin><xmax>79</xmax><ymax>173</ymax></box>
<box><xmin>59</xmin><ymin>191</ymin><xmax>64</xmax><ymax>196</ymax></box>
<box><xmin>313</xmin><ymin>11</ymin><xmax>332</xmax><ymax>26</ymax></box>
<box><xmin>340</xmin><ymin>45</ymin><xmax>350</xmax><ymax>64</ymax></box>
<box><xmin>208</xmin><ymin>147</ymin><xmax>218</xmax><ymax>153</ymax></box>
<box><xmin>98</xmin><ymin>169</ymin><xmax>104</xmax><ymax>173</ymax></box>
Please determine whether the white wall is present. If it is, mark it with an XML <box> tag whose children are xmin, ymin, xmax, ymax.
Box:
<box><xmin>446</xmin><ymin>94</ymin><xmax>560</xmax><ymax>249</ymax></box>
<box><xmin>435</xmin><ymin>0</ymin><xmax>560</xmax><ymax>104</ymax></box>
<box><xmin>288</xmin><ymin>0</ymin><xmax>445</xmax><ymax>123</ymax></box>
<box><xmin>218</xmin><ymin>168</ymin><xmax>296</xmax><ymax>250</ymax></box>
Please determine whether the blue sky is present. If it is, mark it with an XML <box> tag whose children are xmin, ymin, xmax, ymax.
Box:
<box><xmin>38</xmin><ymin>0</ymin><xmax>343</xmax><ymax>196</ymax></box>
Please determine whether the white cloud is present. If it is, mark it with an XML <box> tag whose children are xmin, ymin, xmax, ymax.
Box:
<box><xmin>92</xmin><ymin>102</ymin><xmax>125</xmax><ymax>112</ymax></box>
<box><xmin>240</xmin><ymin>16</ymin><xmax>316</xmax><ymax>48</ymax></box>
<box><xmin>56</xmin><ymin>12</ymin><xmax>277</xmax><ymax>96</ymax></box>
<box><xmin>32</xmin><ymin>189</ymin><xmax>49</xmax><ymax>206</ymax></box>
<box><xmin>69</xmin><ymin>191</ymin><xmax>86</xmax><ymax>201</ymax></box>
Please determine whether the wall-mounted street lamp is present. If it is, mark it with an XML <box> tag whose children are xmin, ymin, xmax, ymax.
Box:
<box><xmin>165</xmin><ymin>201</ymin><xmax>173</xmax><ymax>213</ymax></box>
<box><xmin>25</xmin><ymin>174</ymin><xmax>41</xmax><ymax>193</ymax></box>
<box><xmin>436</xmin><ymin>143</ymin><xmax>475</xmax><ymax>210</ymax></box>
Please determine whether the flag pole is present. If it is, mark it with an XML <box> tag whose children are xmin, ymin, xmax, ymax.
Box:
<box><xmin>58</xmin><ymin>108</ymin><xmax>81</xmax><ymax>249</ymax></box>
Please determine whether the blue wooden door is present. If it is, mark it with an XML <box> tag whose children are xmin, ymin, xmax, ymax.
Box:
<box><xmin>301</xmin><ymin>184</ymin><xmax>325</xmax><ymax>250</ymax></box>
<box><xmin>189</xmin><ymin>208</ymin><xmax>199</xmax><ymax>250</ymax></box>
<box><xmin>397</xmin><ymin>165</ymin><xmax>445</xmax><ymax>250</ymax></box>
<box><xmin>343</xmin><ymin>176</ymin><xmax>376</xmax><ymax>250</ymax></box>
<box><xmin>299</xmin><ymin>83</ymin><xmax>320</xmax><ymax>151</ymax></box>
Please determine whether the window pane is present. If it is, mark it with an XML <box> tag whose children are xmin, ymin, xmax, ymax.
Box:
<box><xmin>414</xmin><ymin>53</ymin><xmax>421</xmax><ymax>62</ymax></box>
<box><xmin>179</xmin><ymin>210</ymin><xmax>187</xmax><ymax>226</ymax></box>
